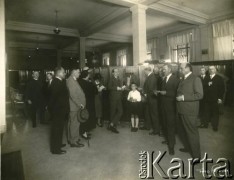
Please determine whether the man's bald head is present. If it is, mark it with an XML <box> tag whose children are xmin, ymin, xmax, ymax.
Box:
<box><xmin>70</xmin><ymin>69</ymin><xmax>81</xmax><ymax>79</ymax></box>
<box><xmin>208</xmin><ymin>66</ymin><xmax>217</xmax><ymax>75</ymax></box>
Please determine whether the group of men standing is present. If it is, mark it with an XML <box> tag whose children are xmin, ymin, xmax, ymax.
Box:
<box><xmin>141</xmin><ymin>64</ymin><xmax>224</xmax><ymax>158</ymax></box>
<box><xmin>25</xmin><ymin>64</ymin><xmax>224</xmax><ymax>157</ymax></box>
<box><xmin>25</xmin><ymin>68</ymin><xmax>87</xmax><ymax>154</ymax></box>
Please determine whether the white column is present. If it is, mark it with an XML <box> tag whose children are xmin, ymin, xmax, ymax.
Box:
<box><xmin>0</xmin><ymin>0</ymin><xmax>6</xmax><ymax>134</ymax></box>
<box><xmin>79</xmin><ymin>37</ymin><xmax>86</xmax><ymax>68</ymax></box>
<box><xmin>130</xmin><ymin>4</ymin><xmax>148</xmax><ymax>65</ymax></box>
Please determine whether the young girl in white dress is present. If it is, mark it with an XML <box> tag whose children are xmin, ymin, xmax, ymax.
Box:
<box><xmin>127</xmin><ymin>83</ymin><xmax>141</xmax><ymax>132</ymax></box>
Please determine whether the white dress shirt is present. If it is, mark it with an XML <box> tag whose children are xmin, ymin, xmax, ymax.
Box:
<box><xmin>166</xmin><ymin>73</ymin><xmax>172</xmax><ymax>83</ymax></box>
<box><xmin>210</xmin><ymin>74</ymin><xmax>215</xmax><ymax>79</ymax></box>
<box><xmin>55</xmin><ymin>76</ymin><xmax>62</xmax><ymax>81</ymax></box>
<box><xmin>127</xmin><ymin>90</ymin><xmax>141</xmax><ymax>102</ymax></box>
<box><xmin>184</xmin><ymin>72</ymin><xmax>192</xmax><ymax>79</ymax></box>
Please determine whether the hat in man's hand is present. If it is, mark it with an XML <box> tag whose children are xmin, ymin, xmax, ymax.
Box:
<box><xmin>78</xmin><ymin>108</ymin><xmax>89</xmax><ymax>123</ymax></box>
<box><xmin>82</xmin><ymin>66</ymin><xmax>92</xmax><ymax>72</ymax></box>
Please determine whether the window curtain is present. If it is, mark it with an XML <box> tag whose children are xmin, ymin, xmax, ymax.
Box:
<box><xmin>167</xmin><ymin>29</ymin><xmax>194</xmax><ymax>48</ymax></box>
<box><xmin>147</xmin><ymin>38</ymin><xmax>157</xmax><ymax>60</ymax></box>
<box><xmin>213</xmin><ymin>19</ymin><xmax>234</xmax><ymax>60</ymax></box>
<box><xmin>102</xmin><ymin>53</ymin><xmax>110</xmax><ymax>65</ymax></box>
<box><xmin>116</xmin><ymin>49</ymin><xmax>127</xmax><ymax>66</ymax></box>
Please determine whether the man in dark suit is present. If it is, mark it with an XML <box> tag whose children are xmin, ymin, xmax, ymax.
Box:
<box><xmin>42</xmin><ymin>72</ymin><xmax>53</xmax><ymax>123</ymax></box>
<box><xmin>203</xmin><ymin>66</ymin><xmax>225</xmax><ymax>131</ymax></box>
<box><xmin>158</xmin><ymin>64</ymin><xmax>180</xmax><ymax>155</ymax></box>
<box><xmin>48</xmin><ymin>67</ymin><xmax>69</xmax><ymax>155</ymax></box>
<box><xmin>25</xmin><ymin>71</ymin><xmax>45</xmax><ymax>127</ymax></box>
<box><xmin>142</xmin><ymin>66</ymin><xmax>160</xmax><ymax>135</ymax></box>
<box><xmin>176</xmin><ymin>63</ymin><xmax>203</xmax><ymax>159</ymax></box>
<box><xmin>108</xmin><ymin>68</ymin><xmax>124</xmax><ymax>133</ymax></box>
<box><xmin>198</xmin><ymin>67</ymin><xmax>209</xmax><ymax>128</ymax></box>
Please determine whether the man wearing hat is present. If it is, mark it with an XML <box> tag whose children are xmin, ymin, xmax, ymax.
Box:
<box><xmin>66</xmin><ymin>69</ymin><xmax>86</xmax><ymax>147</ymax></box>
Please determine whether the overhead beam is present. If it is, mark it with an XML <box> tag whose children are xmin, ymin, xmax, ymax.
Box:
<box><xmin>6</xmin><ymin>21</ymin><xmax>80</xmax><ymax>37</ymax></box>
<box><xmin>149</xmin><ymin>0</ymin><xmax>209</xmax><ymax>24</ymax></box>
<box><xmin>8</xmin><ymin>41</ymin><xmax>57</xmax><ymax>50</ymax></box>
<box><xmin>103</xmin><ymin>0</ymin><xmax>160</xmax><ymax>7</ymax></box>
<box><xmin>103</xmin><ymin>0</ymin><xmax>209</xmax><ymax>24</ymax></box>
<box><xmin>147</xmin><ymin>24</ymin><xmax>198</xmax><ymax>39</ymax></box>
<box><xmin>88</xmin><ymin>32</ymin><xmax>132</xmax><ymax>43</ymax></box>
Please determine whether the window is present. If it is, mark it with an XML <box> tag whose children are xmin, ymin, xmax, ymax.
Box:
<box><xmin>167</xmin><ymin>29</ymin><xmax>194</xmax><ymax>63</ymax></box>
<box><xmin>172</xmin><ymin>43</ymin><xmax>190</xmax><ymax>63</ymax></box>
<box><xmin>116</xmin><ymin>49</ymin><xmax>127</xmax><ymax>66</ymax></box>
<box><xmin>102</xmin><ymin>53</ymin><xmax>110</xmax><ymax>66</ymax></box>
<box><xmin>147</xmin><ymin>41</ymin><xmax>153</xmax><ymax>61</ymax></box>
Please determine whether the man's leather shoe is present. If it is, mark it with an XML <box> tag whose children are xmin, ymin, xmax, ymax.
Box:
<box><xmin>162</xmin><ymin>141</ymin><xmax>168</xmax><ymax>145</ymax></box>
<box><xmin>199</xmin><ymin>124</ymin><xmax>208</xmax><ymax>128</ymax></box>
<box><xmin>70</xmin><ymin>143</ymin><xmax>84</xmax><ymax>148</ymax></box>
<box><xmin>61</xmin><ymin>144</ymin><xmax>66</xmax><ymax>148</ymax></box>
<box><xmin>179</xmin><ymin>148</ymin><xmax>189</xmax><ymax>153</ymax></box>
<box><xmin>169</xmin><ymin>148</ymin><xmax>175</xmax><ymax>155</ymax></box>
<box><xmin>110</xmin><ymin>126</ymin><xmax>119</xmax><ymax>134</ymax></box>
<box><xmin>149</xmin><ymin>131</ymin><xmax>159</xmax><ymax>135</ymax></box>
<box><xmin>52</xmin><ymin>150</ymin><xmax>66</xmax><ymax>155</ymax></box>
<box><xmin>140</xmin><ymin>127</ymin><xmax>150</xmax><ymax>130</ymax></box>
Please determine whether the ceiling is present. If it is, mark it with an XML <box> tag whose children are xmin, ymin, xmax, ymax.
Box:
<box><xmin>168</xmin><ymin>0</ymin><xmax>234</xmax><ymax>16</ymax></box>
<box><xmin>5</xmin><ymin>0</ymin><xmax>234</xmax><ymax>64</ymax></box>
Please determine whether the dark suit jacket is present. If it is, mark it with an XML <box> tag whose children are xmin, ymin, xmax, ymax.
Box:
<box><xmin>108</xmin><ymin>75</ymin><xmax>123</xmax><ymax>99</ymax></box>
<box><xmin>177</xmin><ymin>73</ymin><xmax>203</xmax><ymax>116</ymax></box>
<box><xmin>199</xmin><ymin>75</ymin><xmax>209</xmax><ymax>88</ymax></box>
<box><xmin>42</xmin><ymin>80</ymin><xmax>53</xmax><ymax>105</ymax></box>
<box><xmin>161</xmin><ymin>74</ymin><xmax>180</xmax><ymax>101</ymax></box>
<box><xmin>143</xmin><ymin>73</ymin><xmax>160</xmax><ymax>98</ymax></box>
<box><xmin>78</xmin><ymin>79</ymin><xmax>97</xmax><ymax>108</ymax></box>
<box><xmin>25</xmin><ymin>79</ymin><xmax>44</xmax><ymax>107</ymax></box>
<box><xmin>203</xmin><ymin>74</ymin><xmax>225</xmax><ymax>103</ymax></box>
<box><xmin>48</xmin><ymin>78</ymin><xmax>69</xmax><ymax>114</ymax></box>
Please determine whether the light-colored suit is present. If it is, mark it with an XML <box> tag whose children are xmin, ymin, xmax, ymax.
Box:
<box><xmin>66</xmin><ymin>76</ymin><xmax>86</xmax><ymax>144</ymax></box>
<box><xmin>176</xmin><ymin>73</ymin><xmax>203</xmax><ymax>158</ymax></box>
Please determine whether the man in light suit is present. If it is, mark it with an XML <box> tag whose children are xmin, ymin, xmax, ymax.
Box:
<box><xmin>158</xmin><ymin>64</ymin><xmax>180</xmax><ymax>155</ymax></box>
<box><xmin>142</xmin><ymin>66</ymin><xmax>161</xmax><ymax>135</ymax></box>
<box><xmin>66</xmin><ymin>69</ymin><xmax>86</xmax><ymax>147</ymax></box>
<box><xmin>176</xmin><ymin>63</ymin><xmax>203</xmax><ymax>159</ymax></box>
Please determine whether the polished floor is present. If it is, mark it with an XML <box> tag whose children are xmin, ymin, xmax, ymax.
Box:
<box><xmin>1</xmin><ymin>105</ymin><xmax>234</xmax><ymax>180</ymax></box>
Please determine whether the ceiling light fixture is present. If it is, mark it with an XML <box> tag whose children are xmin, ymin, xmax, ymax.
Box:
<box><xmin>53</xmin><ymin>10</ymin><xmax>61</xmax><ymax>35</ymax></box>
<box><xmin>35</xmin><ymin>36</ymin><xmax>40</xmax><ymax>50</ymax></box>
